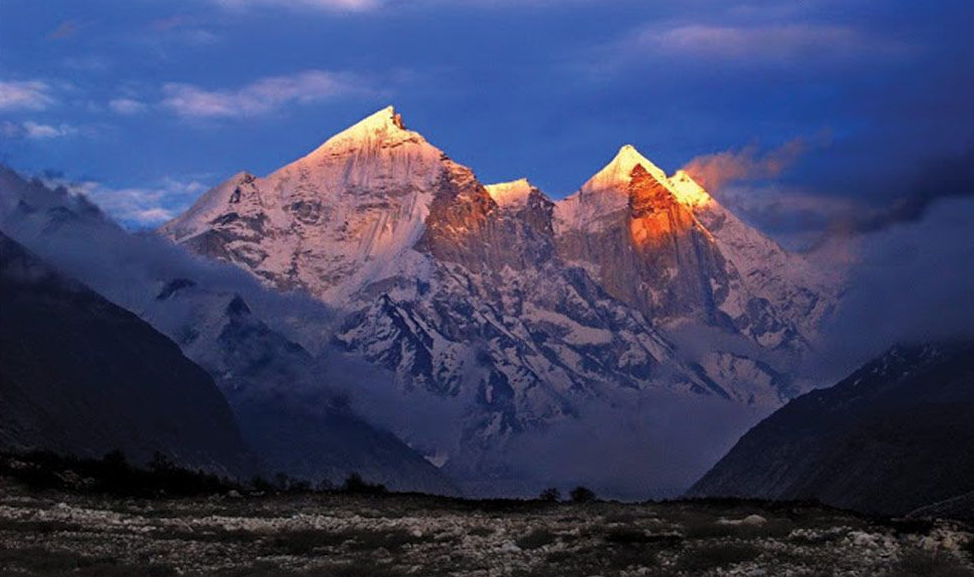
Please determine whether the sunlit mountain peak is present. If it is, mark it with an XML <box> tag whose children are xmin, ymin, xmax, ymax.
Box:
<box><xmin>581</xmin><ymin>144</ymin><xmax>671</xmax><ymax>196</ymax></box>
<box><xmin>484</xmin><ymin>178</ymin><xmax>535</xmax><ymax>208</ymax></box>
<box><xmin>669</xmin><ymin>169</ymin><xmax>713</xmax><ymax>208</ymax></box>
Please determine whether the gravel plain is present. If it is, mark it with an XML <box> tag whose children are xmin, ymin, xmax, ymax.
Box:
<box><xmin>1</xmin><ymin>478</ymin><xmax>972</xmax><ymax>577</ymax></box>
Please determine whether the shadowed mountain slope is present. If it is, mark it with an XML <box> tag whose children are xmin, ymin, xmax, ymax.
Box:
<box><xmin>688</xmin><ymin>343</ymin><xmax>974</xmax><ymax>516</ymax></box>
<box><xmin>0</xmin><ymin>233</ymin><xmax>253</xmax><ymax>476</ymax></box>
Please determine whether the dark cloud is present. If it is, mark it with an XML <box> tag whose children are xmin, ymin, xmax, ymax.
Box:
<box><xmin>806</xmin><ymin>196</ymin><xmax>974</xmax><ymax>383</ymax></box>
<box><xmin>837</xmin><ymin>142</ymin><xmax>974</xmax><ymax>234</ymax></box>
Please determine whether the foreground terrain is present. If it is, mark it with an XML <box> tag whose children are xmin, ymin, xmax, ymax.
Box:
<box><xmin>1</xmin><ymin>478</ymin><xmax>972</xmax><ymax>577</ymax></box>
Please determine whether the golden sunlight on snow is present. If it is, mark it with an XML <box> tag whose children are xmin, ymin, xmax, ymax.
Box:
<box><xmin>669</xmin><ymin>169</ymin><xmax>714</xmax><ymax>208</ymax></box>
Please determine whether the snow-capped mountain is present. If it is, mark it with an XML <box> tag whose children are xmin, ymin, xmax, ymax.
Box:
<box><xmin>161</xmin><ymin>106</ymin><xmax>837</xmax><ymax>491</ymax></box>
<box><xmin>161</xmin><ymin>106</ymin><xmax>449</xmax><ymax>305</ymax></box>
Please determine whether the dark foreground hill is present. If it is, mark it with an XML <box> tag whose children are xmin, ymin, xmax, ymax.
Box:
<box><xmin>0</xmin><ymin>233</ymin><xmax>252</xmax><ymax>476</ymax></box>
<box><xmin>689</xmin><ymin>343</ymin><xmax>974</xmax><ymax>516</ymax></box>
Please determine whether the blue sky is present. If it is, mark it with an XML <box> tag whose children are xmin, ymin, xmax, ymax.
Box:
<box><xmin>1</xmin><ymin>0</ymin><xmax>972</xmax><ymax>241</ymax></box>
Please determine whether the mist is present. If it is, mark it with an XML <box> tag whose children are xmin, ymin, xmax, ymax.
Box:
<box><xmin>805</xmin><ymin>196</ymin><xmax>974</xmax><ymax>384</ymax></box>
<box><xmin>491</xmin><ymin>389</ymin><xmax>764</xmax><ymax>501</ymax></box>
<box><xmin>0</xmin><ymin>167</ymin><xmax>337</xmax><ymax>352</ymax></box>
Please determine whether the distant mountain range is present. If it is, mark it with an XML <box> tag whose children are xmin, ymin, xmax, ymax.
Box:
<box><xmin>689</xmin><ymin>342</ymin><xmax>974</xmax><ymax>516</ymax></box>
<box><xmin>1</xmin><ymin>105</ymin><xmax>967</xmax><ymax>509</ymax></box>
<box><xmin>0</xmin><ymin>106</ymin><xmax>844</xmax><ymax>497</ymax></box>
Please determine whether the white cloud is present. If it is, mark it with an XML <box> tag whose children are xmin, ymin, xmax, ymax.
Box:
<box><xmin>0</xmin><ymin>80</ymin><xmax>56</xmax><ymax>111</ymax></box>
<box><xmin>24</xmin><ymin>121</ymin><xmax>77</xmax><ymax>139</ymax></box>
<box><xmin>109</xmin><ymin>98</ymin><xmax>148</xmax><ymax>115</ymax></box>
<box><xmin>162</xmin><ymin>70</ymin><xmax>368</xmax><ymax>119</ymax></box>
<box><xmin>0</xmin><ymin>121</ymin><xmax>78</xmax><ymax>140</ymax></box>
<box><xmin>131</xmin><ymin>207</ymin><xmax>177</xmax><ymax>223</ymax></box>
<box><xmin>49</xmin><ymin>175</ymin><xmax>210</xmax><ymax>227</ymax></box>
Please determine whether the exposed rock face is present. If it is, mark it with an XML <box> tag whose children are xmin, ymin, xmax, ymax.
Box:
<box><xmin>414</xmin><ymin>164</ymin><xmax>503</xmax><ymax>270</ymax></box>
<box><xmin>0</xmin><ymin>233</ymin><xmax>253</xmax><ymax>477</ymax></box>
<box><xmin>558</xmin><ymin>163</ymin><xmax>732</xmax><ymax>324</ymax></box>
<box><xmin>688</xmin><ymin>343</ymin><xmax>974</xmax><ymax>516</ymax></box>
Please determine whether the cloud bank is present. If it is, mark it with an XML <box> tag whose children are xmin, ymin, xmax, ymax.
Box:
<box><xmin>807</xmin><ymin>197</ymin><xmax>974</xmax><ymax>382</ymax></box>
<box><xmin>41</xmin><ymin>173</ymin><xmax>210</xmax><ymax>227</ymax></box>
<box><xmin>1</xmin><ymin>121</ymin><xmax>78</xmax><ymax>141</ymax></box>
<box><xmin>162</xmin><ymin>70</ymin><xmax>370</xmax><ymax>119</ymax></box>
<box><xmin>0</xmin><ymin>80</ymin><xmax>56</xmax><ymax>112</ymax></box>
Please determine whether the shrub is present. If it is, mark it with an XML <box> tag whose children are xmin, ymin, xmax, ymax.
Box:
<box><xmin>273</xmin><ymin>529</ymin><xmax>337</xmax><ymax>555</ymax></box>
<box><xmin>538</xmin><ymin>487</ymin><xmax>561</xmax><ymax>502</ymax></box>
<box><xmin>569</xmin><ymin>486</ymin><xmax>596</xmax><ymax>503</ymax></box>
<box><xmin>341</xmin><ymin>472</ymin><xmax>388</xmax><ymax>495</ymax></box>
<box><xmin>250</xmin><ymin>475</ymin><xmax>275</xmax><ymax>493</ymax></box>
<box><xmin>0</xmin><ymin>450</ymin><xmax>237</xmax><ymax>497</ymax></box>
<box><xmin>0</xmin><ymin>546</ymin><xmax>176</xmax><ymax>576</ymax></box>
<box><xmin>344</xmin><ymin>528</ymin><xmax>426</xmax><ymax>551</ymax></box>
<box><xmin>516</xmin><ymin>529</ymin><xmax>559</xmax><ymax>550</ymax></box>
<box><xmin>605</xmin><ymin>547</ymin><xmax>659</xmax><ymax>572</ymax></box>
<box><xmin>274</xmin><ymin>472</ymin><xmax>292</xmax><ymax>490</ymax></box>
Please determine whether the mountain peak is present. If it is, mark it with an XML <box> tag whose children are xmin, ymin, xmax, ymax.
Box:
<box><xmin>332</xmin><ymin>105</ymin><xmax>409</xmax><ymax>139</ymax></box>
<box><xmin>300</xmin><ymin>105</ymin><xmax>428</xmax><ymax>162</ymax></box>
<box><xmin>581</xmin><ymin>144</ymin><xmax>671</xmax><ymax>196</ymax></box>
<box><xmin>617</xmin><ymin>143</ymin><xmax>639</xmax><ymax>156</ymax></box>
<box><xmin>358</xmin><ymin>105</ymin><xmax>406</xmax><ymax>130</ymax></box>
<box><xmin>484</xmin><ymin>178</ymin><xmax>535</xmax><ymax>208</ymax></box>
